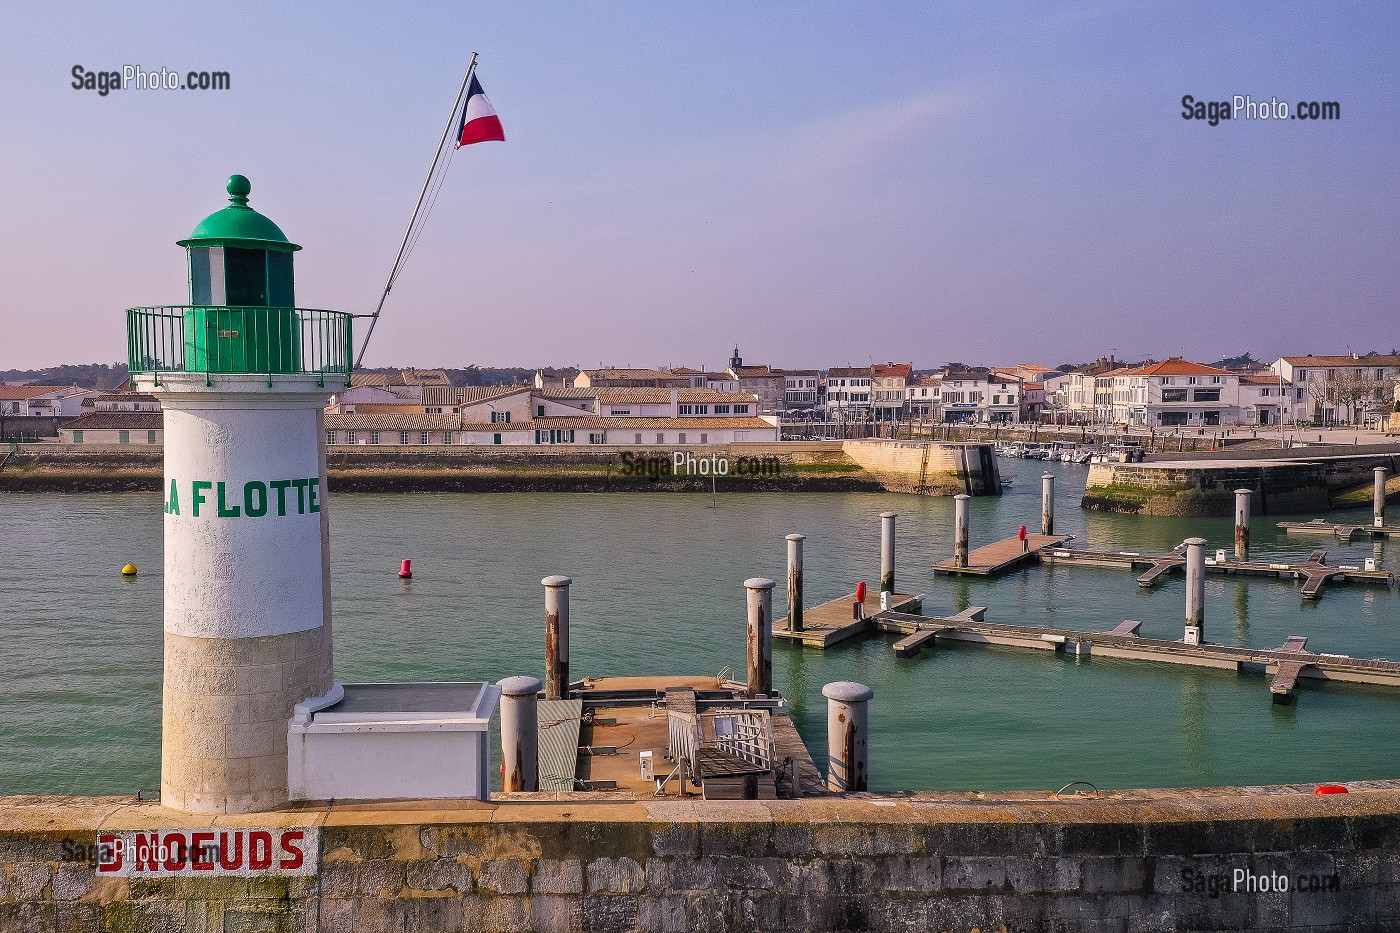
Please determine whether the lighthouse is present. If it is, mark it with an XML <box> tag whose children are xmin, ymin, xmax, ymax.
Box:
<box><xmin>129</xmin><ymin>176</ymin><xmax>352</xmax><ymax>812</ymax></box>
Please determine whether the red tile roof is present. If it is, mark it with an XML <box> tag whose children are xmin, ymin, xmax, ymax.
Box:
<box><xmin>871</xmin><ymin>363</ymin><xmax>912</xmax><ymax>378</ymax></box>
<box><xmin>1128</xmin><ymin>358</ymin><xmax>1232</xmax><ymax>377</ymax></box>
<box><xmin>0</xmin><ymin>385</ymin><xmax>81</xmax><ymax>400</ymax></box>
<box><xmin>1279</xmin><ymin>355</ymin><xmax>1400</xmax><ymax>367</ymax></box>
<box><xmin>62</xmin><ymin>412</ymin><xmax>163</xmax><ymax>430</ymax></box>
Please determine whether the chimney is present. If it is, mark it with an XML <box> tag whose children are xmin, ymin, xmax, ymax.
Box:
<box><xmin>671</xmin><ymin>387</ymin><xmax>679</xmax><ymax>418</ymax></box>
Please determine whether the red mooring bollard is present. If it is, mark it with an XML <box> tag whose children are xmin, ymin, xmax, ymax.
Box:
<box><xmin>399</xmin><ymin>559</ymin><xmax>413</xmax><ymax>579</ymax></box>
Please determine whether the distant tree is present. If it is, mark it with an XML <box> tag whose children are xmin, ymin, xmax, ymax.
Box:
<box><xmin>1304</xmin><ymin>373</ymin><xmax>1337</xmax><ymax>424</ymax></box>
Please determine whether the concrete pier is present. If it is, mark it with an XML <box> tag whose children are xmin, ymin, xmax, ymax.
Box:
<box><xmin>879</xmin><ymin>511</ymin><xmax>896</xmax><ymax>596</ymax></box>
<box><xmin>543</xmin><ymin>575</ymin><xmax>572</xmax><ymax>700</ymax></box>
<box><xmin>1183</xmin><ymin>538</ymin><xmax>1206</xmax><ymax>645</ymax></box>
<box><xmin>823</xmin><ymin>681</ymin><xmax>872</xmax><ymax>792</ymax></box>
<box><xmin>1041</xmin><ymin>472</ymin><xmax>1055</xmax><ymax>535</ymax></box>
<box><xmin>745</xmin><ymin>577</ymin><xmax>775</xmax><ymax>698</ymax></box>
<box><xmin>785</xmin><ymin>534</ymin><xmax>805</xmax><ymax>632</ymax></box>
<box><xmin>1234</xmin><ymin>488</ymin><xmax>1252</xmax><ymax>560</ymax></box>
<box><xmin>953</xmin><ymin>494</ymin><xmax>970</xmax><ymax>568</ymax></box>
<box><xmin>498</xmin><ymin>676</ymin><xmax>541</xmax><ymax>793</ymax></box>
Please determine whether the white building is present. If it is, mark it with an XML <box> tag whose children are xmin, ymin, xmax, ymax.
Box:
<box><xmin>325</xmin><ymin>386</ymin><xmax>778</xmax><ymax>446</ymax></box>
<box><xmin>60</xmin><ymin>412</ymin><xmax>164</xmax><ymax>445</ymax></box>
<box><xmin>784</xmin><ymin>370</ymin><xmax>821</xmax><ymax>411</ymax></box>
<box><xmin>824</xmin><ymin>367</ymin><xmax>872</xmax><ymax>414</ymax></box>
<box><xmin>1272</xmin><ymin>354</ymin><xmax>1400</xmax><ymax>424</ymax></box>
<box><xmin>939</xmin><ymin>374</ymin><xmax>1021</xmax><ymax>423</ymax></box>
<box><xmin>905</xmin><ymin>375</ymin><xmax>942</xmax><ymax>418</ymax></box>
<box><xmin>870</xmin><ymin>363</ymin><xmax>912</xmax><ymax>421</ymax></box>
<box><xmin>0</xmin><ymin>385</ymin><xmax>102</xmax><ymax>418</ymax></box>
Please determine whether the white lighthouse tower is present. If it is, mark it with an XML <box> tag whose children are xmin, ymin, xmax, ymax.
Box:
<box><xmin>129</xmin><ymin>176</ymin><xmax>351</xmax><ymax>812</ymax></box>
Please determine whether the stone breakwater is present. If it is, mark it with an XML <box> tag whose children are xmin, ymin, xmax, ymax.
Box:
<box><xmin>4</xmin><ymin>784</ymin><xmax>1400</xmax><ymax>932</ymax></box>
<box><xmin>0</xmin><ymin>442</ymin><xmax>1002</xmax><ymax>496</ymax></box>
<box><xmin>1083</xmin><ymin>447</ymin><xmax>1400</xmax><ymax>516</ymax></box>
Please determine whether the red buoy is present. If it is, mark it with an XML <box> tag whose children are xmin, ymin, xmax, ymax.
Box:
<box><xmin>1018</xmin><ymin>525</ymin><xmax>1027</xmax><ymax>542</ymax></box>
<box><xmin>399</xmin><ymin>559</ymin><xmax>413</xmax><ymax>579</ymax></box>
<box><xmin>855</xmin><ymin>581</ymin><xmax>867</xmax><ymax>603</ymax></box>
<box><xmin>1314</xmin><ymin>784</ymin><xmax>1349</xmax><ymax>795</ymax></box>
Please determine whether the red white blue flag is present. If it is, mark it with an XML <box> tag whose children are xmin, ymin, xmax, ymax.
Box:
<box><xmin>457</xmin><ymin>74</ymin><xmax>505</xmax><ymax>146</ymax></box>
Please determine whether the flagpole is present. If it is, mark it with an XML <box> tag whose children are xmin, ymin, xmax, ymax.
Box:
<box><xmin>354</xmin><ymin>52</ymin><xmax>479</xmax><ymax>370</ymax></box>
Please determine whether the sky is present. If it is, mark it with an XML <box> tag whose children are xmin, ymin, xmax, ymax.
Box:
<box><xmin>1</xmin><ymin>1</ymin><xmax>1397</xmax><ymax>372</ymax></box>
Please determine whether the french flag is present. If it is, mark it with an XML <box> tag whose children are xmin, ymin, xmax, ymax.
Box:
<box><xmin>457</xmin><ymin>74</ymin><xmax>505</xmax><ymax>146</ymax></box>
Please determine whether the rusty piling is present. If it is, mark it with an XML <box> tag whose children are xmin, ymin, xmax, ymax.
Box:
<box><xmin>542</xmin><ymin>574</ymin><xmax>572</xmax><ymax>700</ymax></box>
<box><xmin>823</xmin><ymin>681</ymin><xmax>873</xmax><ymax>792</ymax></box>
<box><xmin>786</xmin><ymin>534</ymin><xmax>805</xmax><ymax>632</ymax></box>
<box><xmin>497</xmin><ymin>675</ymin><xmax>541</xmax><ymax>793</ymax></box>
<box><xmin>745</xmin><ymin>577</ymin><xmax>775</xmax><ymax>698</ymax></box>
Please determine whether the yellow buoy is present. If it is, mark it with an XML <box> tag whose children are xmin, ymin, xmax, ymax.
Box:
<box><xmin>121</xmin><ymin>563</ymin><xmax>138</xmax><ymax>576</ymax></box>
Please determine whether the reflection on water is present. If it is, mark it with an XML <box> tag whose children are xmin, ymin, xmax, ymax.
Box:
<box><xmin>1</xmin><ymin>460</ymin><xmax>1397</xmax><ymax>795</ymax></box>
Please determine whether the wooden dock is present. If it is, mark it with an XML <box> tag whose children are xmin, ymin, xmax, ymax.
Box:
<box><xmin>1039</xmin><ymin>545</ymin><xmax>1395</xmax><ymax>601</ymax></box>
<box><xmin>1278</xmin><ymin>518</ymin><xmax>1400</xmax><ymax>540</ymax></box>
<box><xmin>774</xmin><ymin>591</ymin><xmax>923</xmax><ymax>648</ymax></box>
<box><xmin>863</xmin><ymin>608</ymin><xmax>1400</xmax><ymax>704</ymax></box>
<box><xmin>933</xmin><ymin>533</ymin><xmax>1071</xmax><ymax>577</ymax></box>
<box><xmin>560</xmin><ymin>675</ymin><xmax>825</xmax><ymax>798</ymax></box>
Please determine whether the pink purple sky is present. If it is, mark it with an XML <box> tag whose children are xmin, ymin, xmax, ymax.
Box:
<box><xmin>1</xmin><ymin>2</ymin><xmax>1397</xmax><ymax>371</ymax></box>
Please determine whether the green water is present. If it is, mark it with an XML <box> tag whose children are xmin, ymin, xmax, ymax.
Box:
<box><xmin>2</xmin><ymin>461</ymin><xmax>1397</xmax><ymax>796</ymax></box>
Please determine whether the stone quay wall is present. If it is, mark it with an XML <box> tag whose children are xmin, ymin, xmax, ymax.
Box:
<box><xmin>6</xmin><ymin>784</ymin><xmax>1400</xmax><ymax>932</ymax></box>
<box><xmin>841</xmin><ymin>442</ymin><xmax>1002</xmax><ymax>496</ymax></box>
<box><xmin>1083</xmin><ymin>449</ymin><xmax>1400</xmax><ymax>516</ymax></box>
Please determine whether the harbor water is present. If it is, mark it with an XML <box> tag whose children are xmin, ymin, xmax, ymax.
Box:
<box><xmin>2</xmin><ymin>460</ymin><xmax>1396</xmax><ymax>796</ymax></box>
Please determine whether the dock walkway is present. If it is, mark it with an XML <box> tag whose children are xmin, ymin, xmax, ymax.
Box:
<box><xmin>774</xmin><ymin>591</ymin><xmax>923</xmax><ymax>648</ymax></box>
<box><xmin>861</xmin><ymin>608</ymin><xmax>1400</xmax><ymax>704</ymax></box>
<box><xmin>934</xmin><ymin>533</ymin><xmax>1070</xmax><ymax>576</ymax></box>
<box><xmin>1279</xmin><ymin>519</ymin><xmax>1400</xmax><ymax>540</ymax></box>
<box><xmin>1039</xmin><ymin>545</ymin><xmax>1394</xmax><ymax>601</ymax></box>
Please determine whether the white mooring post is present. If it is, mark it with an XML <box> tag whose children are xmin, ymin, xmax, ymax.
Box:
<box><xmin>786</xmin><ymin>534</ymin><xmax>805</xmax><ymax>632</ymax></box>
<box><xmin>542</xmin><ymin>575</ymin><xmax>573</xmax><ymax>701</ymax></box>
<box><xmin>1041</xmin><ymin>472</ymin><xmax>1055</xmax><ymax>535</ymax></box>
<box><xmin>954</xmin><ymin>494</ymin><xmax>971</xmax><ymax>568</ymax></box>
<box><xmin>497</xmin><ymin>676</ymin><xmax>541</xmax><ymax>793</ymax></box>
<box><xmin>745</xmin><ymin>577</ymin><xmax>775</xmax><ymax>698</ymax></box>
<box><xmin>1184</xmin><ymin>537</ymin><xmax>1207</xmax><ymax>645</ymax></box>
<box><xmin>824</xmin><ymin>681</ymin><xmax>873</xmax><ymax>792</ymax></box>
<box><xmin>879</xmin><ymin>511</ymin><xmax>897</xmax><ymax>603</ymax></box>
<box><xmin>1234</xmin><ymin>488</ymin><xmax>1252</xmax><ymax>561</ymax></box>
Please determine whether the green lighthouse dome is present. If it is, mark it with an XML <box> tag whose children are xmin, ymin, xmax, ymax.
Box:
<box><xmin>177</xmin><ymin>175</ymin><xmax>301</xmax><ymax>252</ymax></box>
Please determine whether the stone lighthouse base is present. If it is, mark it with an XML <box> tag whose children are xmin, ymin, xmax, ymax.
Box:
<box><xmin>161</xmin><ymin>625</ymin><xmax>333</xmax><ymax>813</ymax></box>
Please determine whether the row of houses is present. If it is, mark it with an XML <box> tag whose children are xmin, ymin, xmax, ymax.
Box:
<box><xmin>1057</xmin><ymin>354</ymin><xmax>1400</xmax><ymax>428</ymax></box>
<box><xmin>323</xmin><ymin>382</ymin><xmax>779</xmax><ymax>446</ymax></box>
<box><xmin>16</xmin><ymin>350</ymin><xmax>1400</xmax><ymax>445</ymax></box>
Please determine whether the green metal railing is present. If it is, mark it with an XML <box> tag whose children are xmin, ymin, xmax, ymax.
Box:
<box><xmin>126</xmin><ymin>306</ymin><xmax>354</xmax><ymax>384</ymax></box>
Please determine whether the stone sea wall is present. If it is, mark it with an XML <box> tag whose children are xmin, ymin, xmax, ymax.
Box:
<box><xmin>3</xmin><ymin>787</ymin><xmax>1400</xmax><ymax>932</ymax></box>
<box><xmin>0</xmin><ymin>441</ymin><xmax>1003</xmax><ymax>496</ymax></box>
<box><xmin>1083</xmin><ymin>449</ymin><xmax>1400</xmax><ymax>516</ymax></box>
<box><xmin>840</xmin><ymin>442</ymin><xmax>1001</xmax><ymax>496</ymax></box>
